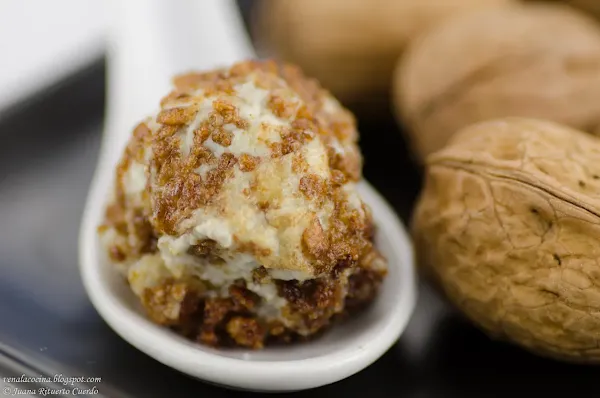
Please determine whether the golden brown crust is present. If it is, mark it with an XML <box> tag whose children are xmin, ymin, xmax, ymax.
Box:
<box><xmin>153</xmin><ymin>150</ymin><xmax>238</xmax><ymax>235</ymax></box>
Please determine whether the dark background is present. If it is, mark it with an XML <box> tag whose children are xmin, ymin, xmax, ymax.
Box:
<box><xmin>0</xmin><ymin>1</ymin><xmax>598</xmax><ymax>397</ymax></box>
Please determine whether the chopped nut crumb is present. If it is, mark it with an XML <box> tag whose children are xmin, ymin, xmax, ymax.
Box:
<box><xmin>302</xmin><ymin>214</ymin><xmax>329</xmax><ymax>260</ymax></box>
<box><xmin>267</xmin><ymin>93</ymin><xmax>296</xmax><ymax>119</ymax></box>
<box><xmin>157</xmin><ymin>107</ymin><xmax>197</xmax><ymax>125</ymax></box>
<box><xmin>299</xmin><ymin>174</ymin><xmax>328</xmax><ymax>201</ymax></box>
<box><xmin>187</xmin><ymin>239</ymin><xmax>217</xmax><ymax>257</ymax></box>
<box><xmin>142</xmin><ymin>281</ymin><xmax>200</xmax><ymax>326</ymax></box>
<box><xmin>239</xmin><ymin>153</ymin><xmax>261</xmax><ymax>172</ymax></box>
<box><xmin>211</xmin><ymin>128</ymin><xmax>233</xmax><ymax>147</ymax></box>
<box><xmin>226</xmin><ymin>316</ymin><xmax>265</xmax><ymax>349</ymax></box>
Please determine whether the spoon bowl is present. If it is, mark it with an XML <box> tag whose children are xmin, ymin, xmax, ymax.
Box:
<box><xmin>80</xmin><ymin>176</ymin><xmax>416</xmax><ymax>392</ymax></box>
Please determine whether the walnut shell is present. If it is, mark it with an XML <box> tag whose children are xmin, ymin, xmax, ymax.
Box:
<box><xmin>254</xmin><ymin>0</ymin><xmax>514</xmax><ymax>103</ymax></box>
<box><xmin>535</xmin><ymin>0</ymin><xmax>600</xmax><ymax>20</ymax></box>
<box><xmin>395</xmin><ymin>3</ymin><xmax>600</xmax><ymax>162</ymax></box>
<box><xmin>566</xmin><ymin>0</ymin><xmax>600</xmax><ymax>18</ymax></box>
<box><xmin>413</xmin><ymin>117</ymin><xmax>600</xmax><ymax>362</ymax></box>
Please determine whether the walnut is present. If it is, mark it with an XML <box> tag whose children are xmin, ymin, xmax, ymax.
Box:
<box><xmin>533</xmin><ymin>0</ymin><xmax>600</xmax><ymax>21</ymax></box>
<box><xmin>412</xmin><ymin>117</ymin><xmax>600</xmax><ymax>362</ymax></box>
<box><xmin>395</xmin><ymin>3</ymin><xmax>600</xmax><ymax>162</ymax></box>
<box><xmin>254</xmin><ymin>0</ymin><xmax>514</xmax><ymax>104</ymax></box>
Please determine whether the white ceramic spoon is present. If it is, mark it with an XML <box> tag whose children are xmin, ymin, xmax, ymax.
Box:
<box><xmin>78</xmin><ymin>0</ymin><xmax>417</xmax><ymax>392</ymax></box>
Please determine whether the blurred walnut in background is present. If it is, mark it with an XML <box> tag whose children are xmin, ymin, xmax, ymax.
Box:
<box><xmin>254</xmin><ymin>0</ymin><xmax>514</xmax><ymax>105</ymax></box>
<box><xmin>531</xmin><ymin>0</ymin><xmax>600</xmax><ymax>20</ymax></box>
<box><xmin>565</xmin><ymin>0</ymin><xmax>600</xmax><ymax>18</ymax></box>
<box><xmin>394</xmin><ymin>3</ymin><xmax>600</xmax><ymax>162</ymax></box>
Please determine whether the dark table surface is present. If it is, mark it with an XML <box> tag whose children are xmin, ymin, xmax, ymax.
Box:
<box><xmin>0</xmin><ymin>2</ymin><xmax>599</xmax><ymax>397</ymax></box>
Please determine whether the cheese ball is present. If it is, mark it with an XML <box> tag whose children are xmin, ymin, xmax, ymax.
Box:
<box><xmin>254</xmin><ymin>0</ymin><xmax>515</xmax><ymax>103</ymax></box>
<box><xmin>395</xmin><ymin>3</ymin><xmax>600</xmax><ymax>162</ymax></box>
<box><xmin>98</xmin><ymin>60</ymin><xmax>387</xmax><ymax>349</ymax></box>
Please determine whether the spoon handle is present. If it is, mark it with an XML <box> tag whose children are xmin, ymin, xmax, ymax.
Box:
<box><xmin>102</xmin><ymin>0</ymin><xmax>255</xmax><ymax>169</ymax></box>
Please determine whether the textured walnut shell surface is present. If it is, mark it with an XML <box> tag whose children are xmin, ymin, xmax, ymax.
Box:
<box><xmin>395</xmin><ymin>3</ymin><xmax>600</xmax><ymax>162</ymax></box>
<box><xmin>254</xmin><ymin>0</ymin><xmax>514</xmax><ymax>103</ymax></box>
<box><xmin>413</xmin><ymin>118</ymin><xmax>600</xmax><ymax>362</ymax></box>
